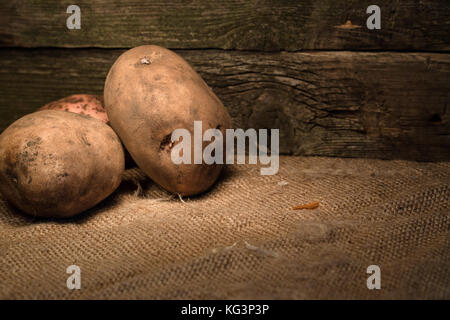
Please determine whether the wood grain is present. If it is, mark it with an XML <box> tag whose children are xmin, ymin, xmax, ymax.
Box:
<box><xmin>1</xmin><ymin>0</ymin><xmax>449</xmax><ymax>51</ymax></box>
<box><xmin>0</xmin><ymin>48</ymin><xmax>449</xmax><ymax>161</ymax></box>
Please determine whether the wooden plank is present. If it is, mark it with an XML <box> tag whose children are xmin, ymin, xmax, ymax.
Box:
<box><xmin>0</xmin><ymin>48</ymin><xmax>449</xmax><ymax>161</ymax></box>
<box><xmin>0</xmin><ymin>0</ymin><xmax>449</xmax><ymax>51</ymax></box>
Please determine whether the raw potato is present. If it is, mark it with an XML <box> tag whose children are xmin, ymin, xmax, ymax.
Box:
<box><xmin>40</xmin><ymin>94</ymin><xmax>108</xmax><ymax>123</ymax></box>
<box><xmin>104</xmin><ymin>45</ymin><xmax>232</xmax><ymax>196</ymax></box>
<box><xmin>40</xmin><ymin>94</ymin><xmax>136</xmax><ymax>168</ymax></box>
<box><xmin>0</xmin><ymin>110</ymin><xmax>125</xmax><ymax>218</ymax></box>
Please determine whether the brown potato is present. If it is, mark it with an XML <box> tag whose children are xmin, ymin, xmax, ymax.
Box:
<box><xmin>0</xmin><ymin>110</ymin><xmax>125</xmax><ymax>218</ymax></box>
<box><xmin>104</xmin><ymin>45</ymin><xmax>232</xmax><ymax>196</ymax></box>
<box><xmin>41</xmin><ymin>94</ymin><xmax>136</xmax><ymax>168</ymax></box>
<box><xmin>40</xmin><ymin>94</ymin><xmax>108</xmax><ymax>123</ymax></box>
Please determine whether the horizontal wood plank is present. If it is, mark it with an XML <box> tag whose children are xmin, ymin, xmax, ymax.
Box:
<box><xmin>0</xmin><ymin>0</ymin><xmax>449</xmax><ymax>51</ymax></box>
<box><xmin>0</xmin><ymin>48</ymin><xmax>449</xmax><ymax>161</ymax></box>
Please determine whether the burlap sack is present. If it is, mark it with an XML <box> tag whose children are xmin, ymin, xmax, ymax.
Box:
<box><xmin>0</xmin><ymin>156</ymin><xmax>449</xmax><ymax>299</ymax></box>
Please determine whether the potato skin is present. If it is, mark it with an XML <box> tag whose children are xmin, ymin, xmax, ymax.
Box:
<box><xmin>0</xmin><ymin>110</ymin><xmax>125</xmax><ymax>218</ymax></box>
<box><xmin>40</xmin><ymin>94</ymin><xmax>137</xmax><ymax>168</ymax></box>
<box><xmin>40</xmin><ymin>94</ymin><xmax>108</xmax><ymax>123</ymax></box>
<box><xmin>104</xmin><ymin>45</ymin><xmax>232</xmax><ymax>196</ymax></box>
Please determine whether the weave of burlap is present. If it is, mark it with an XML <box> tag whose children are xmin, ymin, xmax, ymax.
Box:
<box><xmin>0</xmin><ymin>156</ymin><xmax>449</xmax><ymax>299</ymax></box>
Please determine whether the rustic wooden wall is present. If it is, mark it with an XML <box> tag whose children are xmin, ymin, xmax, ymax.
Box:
<box><xmin>0</xmin><ymin>1</ymin><xmax>449</xmax><ymax>160</ymax></box>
